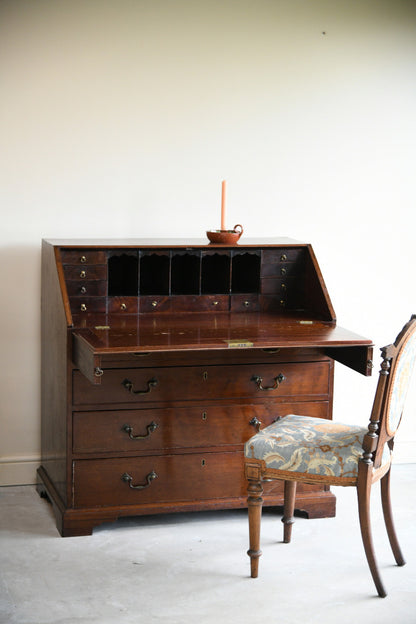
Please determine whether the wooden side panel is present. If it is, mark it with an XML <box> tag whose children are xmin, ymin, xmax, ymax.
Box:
<box><xmin>39</xmin><ymin>241</ymin><xmax>70</xmax><ymax>504</ymax></box>
<box><xmin>303</xmin><ymin>245</ymin><xmax>336</xmax><ymax>322</ymax></box>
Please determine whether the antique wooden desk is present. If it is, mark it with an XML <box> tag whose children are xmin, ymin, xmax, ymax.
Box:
<box><xmin>38</xmin><ymin>237</ymin><xmax>373</xmax><ymax>536</ymax></box>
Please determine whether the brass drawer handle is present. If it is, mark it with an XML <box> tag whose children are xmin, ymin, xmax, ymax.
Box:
<box><xmin>251</xmin><ymin>373</ymin><xmax>286</xmax><ymax>391</ymax></box>
<box><xmin>121</xmin><ymin>470</ymin><xmax>158</xmax><ymax>490</ymax></box>
<box><xmin>122</xmin><ymin>377</ymin><xmax>158</xmax><ymax>395</ymax></box>
<box><xmin>122</xmin><ymin>421</ymin><xmax>158</xmax><ymax>439</ymax></box>
<box><xmin>249</xmin><ymin>417</ymin><xmax>262</xmax><ymax>432</ymax></box>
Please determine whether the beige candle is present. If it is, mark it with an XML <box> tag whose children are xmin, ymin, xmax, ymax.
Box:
<box><xmin>221</xmin><ymin>180</ymin><xmax>226</xmax><ymax>230</ymax></box>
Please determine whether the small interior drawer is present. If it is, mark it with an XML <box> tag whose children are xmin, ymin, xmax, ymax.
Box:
<box><xmin>108</xmin><ymin>297</ymin><xmax>138</xmax><ymax>313</ymax></box>
<box><xmin>66</xmin><ymin>281</ymin><xmax>107</xmax><ymax>297</ymax></box>
<box><xmin>69</xmin><ymin>297</ymin><xmax>107</xmax><ymax>314</ymax></box>
<box><xmin>60</xmin><ymin>250</ymin><xmax>107</xmax><ymax>265</ymax></box>
<box><xmin>63</xmin><ymin>265</ymin><xmax>107</xmax><ymax>281</ymax></box>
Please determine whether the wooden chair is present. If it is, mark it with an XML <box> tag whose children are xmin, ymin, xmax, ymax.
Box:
<box><xmin>244</xmin><ymin>315</ymin><xmax>416</xmax><ymax>597</ymax></box>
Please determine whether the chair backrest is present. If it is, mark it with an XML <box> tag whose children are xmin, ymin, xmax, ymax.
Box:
<box><xmin>363</xmin><ymin>315</ymin><xmax>416</xmax><ymax>468</ymax></box>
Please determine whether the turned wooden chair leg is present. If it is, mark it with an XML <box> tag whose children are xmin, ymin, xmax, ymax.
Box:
<box><xmin>357</xmin><ymin>478</ymin><xmax>387</xmax><ymax>597</ymax></box>
<box><xmin>247</xmin><ymin>479</ymin><xmax>263</xmax><ymax>578</ymax></box>
<box><xmin>282</xmin><ymin>480</ymin><xmax>297</xmax><ymax>543</ymax></box>
<box><xmin>381</xmin><ymin>468</ymin><xmax>406</xmax><ymax>566</ymax></box>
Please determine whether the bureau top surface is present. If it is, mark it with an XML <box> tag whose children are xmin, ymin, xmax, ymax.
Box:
<box><xmin>43</xmin><ymin>237</ymin><xmax>303</xmax><ymax>248</ymax></box>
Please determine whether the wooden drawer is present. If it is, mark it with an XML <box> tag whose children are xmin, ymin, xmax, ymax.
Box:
<box><xmin>261</xmin><ymin>277</ymin><xmax>297</xmax><ymax>295</ymax></box>
<box><xmin>138</xmin><ymin>296</ymin><xmax>230</xmax><ymax>314</ymax></box>
<box><xmin>171</xmin><ymin>295</ymin><xmax>229</xmax><ymax>313</ymax></box>
<box><xmin>66</xmin><ymin>281</ymin><xmax>107</xmax><ymax>297</ymax></box>
<box><xmin>108</xmin><ymin>297</ymin><xmax>138</xmax><ymax>314</ymax></box>
<box><xmin>72</xmin><ymin>401</ymin><xmax>330</xmax><ymax>454</ymax></box>
<box><xmin>73</xmin><ymin>452</ymin><xmax>245</xmax><ymax>508</ymax></box>
<box><xmin>64</xmin><ymin>265</ymin><xmax>107</xmax><ymax>281</ymax></box>
<box><xmin>72</xmin><ymin>361</ymin><xmax>331</xmax><ymax>406</ymax></box>
<box><xmin>69</xmin><ymin>297</ymin><xmax>107</xmax><ymax>314</ymax></box>
<box><xmin>262</xmin><ymin>248</ymin><xmax>303</xmax><ymax>266</ymax></box>
<box><xmin>60</xmin><ymin>250</ymin><xmax>107</xmax><ymax>265</ymax></box>
<box><xmin>230</xmin><ymin>294</ymin><xmax>260</xmax><ymax>312</ymax></box>
<box><xmin>139</xmin><ymin>296</ymin><xmax>171</xmax><ymax>313</ymax></box>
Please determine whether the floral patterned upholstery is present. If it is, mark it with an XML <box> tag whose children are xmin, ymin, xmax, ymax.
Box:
<box><xmin>245</xmin><ymin>414</ymin><xmax>390</xmax><ymax>481</ymax></box>
<box><xmin>386</xmin><ymin>329</ymin><xmax>416</xmax><ymax>436</ymax></box>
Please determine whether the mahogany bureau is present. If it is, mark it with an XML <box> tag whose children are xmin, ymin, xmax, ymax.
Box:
<box><xmin>37</xmin><ymin>237</ymin><xmax>373</xmax><ymax>536</ymax></box>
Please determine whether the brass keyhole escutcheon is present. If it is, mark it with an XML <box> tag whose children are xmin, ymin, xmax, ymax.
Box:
<box><xmin>202</xmin><ymin>411</ymin><xmax>207</xmax><ymax>421</ymax></box>
<box><xmin>80</xmin><ymin>255</ymin><xmax>87</xmax><ymax>263</ymax></box>
<box><xmin>120</xmin><ymin>303</ymin><xmax>127</xmax><ymax>310</ymax></box>
<box><xmin>80</xmin><ymin>270</ymin><xmax>86</xmax><ymax>278</ymax></box>
<box><xmin>203</xmin><ymin>371</ymin><xmax>208</xmax><ymax>381</ymax></box>
<box><xmin>80</xmin><ymin>303</ymin><xmax>87</xmax><ymax>312</ymax></box>
<box><xmin>201</xmin><ymin>459</ymin><xmax>206</xmax><ymax>467</ymax></box>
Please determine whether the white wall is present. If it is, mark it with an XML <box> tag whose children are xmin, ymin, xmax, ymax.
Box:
<box><xmin>1</xmin><ymin>0</ymin><xmax>415</xmax><ymax>485</ymax></box>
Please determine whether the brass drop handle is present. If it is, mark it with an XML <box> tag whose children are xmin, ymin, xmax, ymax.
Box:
<box><xmin>251</xmin><ymin>373</ymin><xmax>286</xmax><ymax>391</ymax></box>
<box><xmin>121</xmin><ymin>470</ymin><xmax>158</xmax><ymax>490</ymax></box>
<box><xmin>249</xmin><ymin>417</ymin><xmax>262</xmax><ymax>432</ymax></box>
<box><xmin>122</xmin><ymin>378</ymin><xmax>158</xmax><ymax>395</ymax></box>
<box><xmin>122</xmin><ymin>421</ymin><xmax>158</xmax><ymax>439</ymax></box>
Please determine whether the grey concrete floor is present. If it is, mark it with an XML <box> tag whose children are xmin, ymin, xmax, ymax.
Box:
<box><xmin>1</xmin><ymin>465</ymin><xmax>416</xmax><ymax>624</ymax></box>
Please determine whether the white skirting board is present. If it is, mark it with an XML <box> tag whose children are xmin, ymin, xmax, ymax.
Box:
<box><xmin>0</xmin><ymin>455</ymin><xmax>41</xmax><ymax>486</ymax></box>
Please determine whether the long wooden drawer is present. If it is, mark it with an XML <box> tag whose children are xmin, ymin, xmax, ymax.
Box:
<box><xmin>73</xmin><ymin>452</ymin><xmax>245</xmax><ymax>508</ymax></box>
<box><xmin>73</xmin><ymin>362</ymin><xmax>331</xmax><ymax>406</ymax></box>
<box><xmin>72</xmin><ymin>401</ymin><xmax>330</xmax><ymax>454</ymax></box>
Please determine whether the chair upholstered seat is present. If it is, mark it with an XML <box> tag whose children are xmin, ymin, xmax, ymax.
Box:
<box><xmin>245</xmin><ymin>415</ymin><xmax>367</xmax><ymax>481</ymax></box>
<box><xmin>245</xmin><ymin>415</ymin><xmax>391</xmax><ymax>483</ymax></box>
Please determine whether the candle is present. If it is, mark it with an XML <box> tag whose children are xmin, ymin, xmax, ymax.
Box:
<box><xmin>221</xmin><ymin>180</ymin><xmax>227</xmax><ymax>231</ymax></box>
